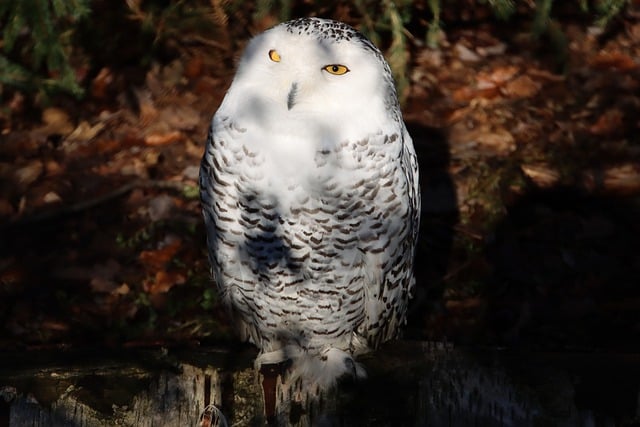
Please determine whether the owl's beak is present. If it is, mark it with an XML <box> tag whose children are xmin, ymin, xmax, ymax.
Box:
<box><xmin>287</xmin><ymin>82</ymin><xmax>298</xmax><ymax>110</ymax></box>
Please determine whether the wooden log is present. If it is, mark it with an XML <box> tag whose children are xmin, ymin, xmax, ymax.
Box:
<box><xmin>0</xmin><ymin>343</ymin><xmax>638</xmax><ymax>426</ymax></box>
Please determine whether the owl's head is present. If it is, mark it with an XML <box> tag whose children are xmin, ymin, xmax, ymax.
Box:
<box><xmin>220</xmin><ymin>18</ymin><xmax>400</xmax><ymax>132</ymax></box>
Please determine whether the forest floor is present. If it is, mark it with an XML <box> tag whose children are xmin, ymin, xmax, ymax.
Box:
<box><xmin>1</xmin><ymin>9</ymin><xmax>639</xmax><ymax>352</ymax></box>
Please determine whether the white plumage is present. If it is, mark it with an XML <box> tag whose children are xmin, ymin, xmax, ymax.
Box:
<box><xmin>200</xmin><ymin>17</ymin><xmax>420</xmax><ymax>388</ymax></box>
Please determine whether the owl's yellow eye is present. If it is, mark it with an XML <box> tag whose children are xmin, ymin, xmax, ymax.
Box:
<box><xmin>323</xmin><ymin>64</ymin><xmax>349</xmax><ymax>75</ymax></box>
<box><xmin>268</xmin><ymin>49</ymin><xmax>281</xmax><ymax>62</ymax></box>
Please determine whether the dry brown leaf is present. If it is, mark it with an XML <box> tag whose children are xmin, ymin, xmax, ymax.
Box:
<box><xmin>603</xmin><ymin>164</ymin><xmax>640</xmax><ymax>194</ymax></box>
<box><xmin>139</xmin><ymin>239</ymin><xmax>183</xmax><ymax>271</ymax></box>
<box><xmin>527</xmin><ymin>68</ymin><xmax>565</xmax><ymax>82</ymax></box>
<box><xmin>474</xmin><ymin>128</ymin><xmax>516</xmax><ymax>154</ymax></box>
<box><xmin>115</xmin><ymin>157</ymin><xmax>147</xmax><ymax>178</ymax></box>
<box><xmin>162</xmin><ymin>59</ymin><xmax>186</xmax><ymax>87</ymax></box>
<box><xmin>134</xmin><ymin>88</ymin><xmax>158</xmax><ymax>126</ymax></box>
<box><xmin>95</xmin><ymin>139</ymin><xmax>126</xmax><ymax>154</ymax></box>
<box><xmin>42</xmin><ymin>108</ymin><xmax>74</xmax><ymax>135</ymax></box>
<box><xmin>42</xmin><ymin>191</ymin><xmax>62</xmax><ymax>204</ymax></box>
<box><xmin>14</xmin><ymin>161</ymin><xmax>43</xmax><ymax>190</ymax></box>
<box><xmin>113</xmin><ymin>283</ymin><xmax>130</xmax><ymax>296</ymax></box>
<box><xmin>589</xmin><ymin>51</ymin><xmax>638</xmax><ymax>71</ymax></box>
<box><xmin>44</xmin><ymin>159</ymin><xmax>63</xmax><ymax>176</ymax></box>
<box><xmin>589</xmin><ymin>109</ymin><xmax>624</xmax><ymax>135</ymax></box>
<box><xmin>476</xmin><ymin>42</ymin><xmax>507</xmax><ymax>57</ymax></box>
<box><xmin>143</xmin><ymin>270</ymin><xmax>186</xmax><ymax>294</ymax></box>
<box><xmin>145</xmin><ymin>130</ymin><xmax>183</xmax><ymax>146</ymax></box>
<box><xmin>488</xmin><ymin>65</ymin><xmax>519</xmax><ymax>84</ymax></box>
<box><xmin>66</xmin><ymin>120</ymin><xmax>106</xmax><ymax>142</ymax></box>
<box><xmin>521</xmin><ymin>164</ymin><xmax>561</xmax><ymax>188</ymax></box>
<box><xmin>185</xmin><ymin>139</ymin><xmax>205</xmax><ymax>158</ymax></box>
<box><xmin>502</xmin><ymin>75</ymin><xmax>541</xmax><ymax>99</ymax></box>
<box><xmin>8</xmin><ymin>92</ymin><xmax>25</xmax><ymax>114</ymax></box>
<box><xmin>452</xmin><ymin>86</ymin><xmax>500</xmax><ymax>102</ymax></box>
<box><xmin>455</xmin><ymin>43</ymin><xmax>481</xmax><ymax>62</ymax></box>
<box><xmin>91</xmin><ymin>67</ymin><xmax>115</xmax><ymax>99</ymax></box>
<box><xmin>449</xmin><ymin>124</ymin><xmax>516</xmax><ymax>157</ymax></box>
<box><xmin>184</xmin><ymin>55</ymin><xmax>204</xmax><ymax>79</ymax></box>
<box><xmin>475</xmin><ymin>73</ymin><xmax>498</xmax><ymax>90</ymax></box>
<box><xmin>446</xmin><ymin>107</ymin><xmax>472</xmax><ymax>124</ymax></box>
<box><xmin>41</xmin><ymin>320</ymin><xmax>69</xmax><ymax>332</ymax></box>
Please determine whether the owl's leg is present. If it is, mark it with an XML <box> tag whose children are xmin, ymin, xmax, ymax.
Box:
<box><xmin>256</xmin><ymin>345</ymin><xmax>365</xmax><ymax>391</ymax></box>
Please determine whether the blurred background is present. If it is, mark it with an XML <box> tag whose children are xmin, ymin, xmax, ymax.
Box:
<box><xmin>1</xmin><ymin>0</ymin><xmax>639</xmax><ymax>353</ymax></box>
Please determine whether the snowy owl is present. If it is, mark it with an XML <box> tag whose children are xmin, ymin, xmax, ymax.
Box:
<box><xmin>200</xmin><ymin>17</ymin><xmax>420</xmax><ymax>388</ymax></box>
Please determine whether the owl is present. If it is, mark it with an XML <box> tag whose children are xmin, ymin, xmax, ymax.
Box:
<box><xmin>200</xmin><ymin>17</ymin><xmax>420</xmax><ymax>389</ymax></box>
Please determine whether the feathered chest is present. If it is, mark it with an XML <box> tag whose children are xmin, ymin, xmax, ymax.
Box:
<box><xmin>201</xmin><ymin>117</ymin><xmax>411</xmax><ymax>278</ymax></box>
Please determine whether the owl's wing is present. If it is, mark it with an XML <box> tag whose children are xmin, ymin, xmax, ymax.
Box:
<box><xmin>357</xmin><ymin>126</ymin><xmax>420</xmax><ymax>349</ymax></box>
<box><xmin>200</xmin><ymin>117</ymin><xmax>263</xmax><ymax>343</ymax></box>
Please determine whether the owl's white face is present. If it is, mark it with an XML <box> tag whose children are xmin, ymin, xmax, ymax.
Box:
<box><xmin>218</xmin><ymin>19</ymin><xmax>397</xmax><ymax>140</ymax></box>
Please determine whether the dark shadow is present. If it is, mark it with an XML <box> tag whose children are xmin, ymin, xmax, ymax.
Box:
<box><xmin>484</xmin><ymin>186</ymin><xmax>640</xmax><ymax>351</ymax></box>
<box><xmin>0</xmin><ymin>169</ymin><xmax>211</xmax><ymax>347</ymax></box>
<box><xmin>404</xmin><ymin>123</ymin><xmax>460</xmax><ymax>339</ymax></box>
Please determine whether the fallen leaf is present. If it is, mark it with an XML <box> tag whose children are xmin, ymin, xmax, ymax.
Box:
<box><xmin>14</xmin><ymin>161</ymin><xmax>43</xmax><ymax>190</ymax></box>
<box><xmin>66</xmin><ymin>120</ymin><xmax>106</xmax><ymax>142</ymax></box>
<box><xmin>139</xmin><ymin>239</ymin><xmax>183</xmax><ymax>271</ymax></box>
<box><xmin>449</xmin><ymin>124</ymin><xmax>516</xmax><ymax>157</ymax></box>
<box><xmin>44</xmin><ymin>159</ymin><xmax>63</xmax><ymax>176</ymax></box>
<box><xmin>143</xmin><ymin>270</ymin><xmax>186</xmax><ymax>294</ymax></box>
<box><xmin>113</xmin><ymin>283</ymin><xmax>130</xmax><ymax>295</ymax></box>
<box><xmin>134</xmin><ymin>88</ymin><xmax>158</xmax><ymax>126</ymax></box>
<box><xmin>589</xmin><ymin>51</ymin><xmax>637</xmax><ymax>71</ymax></box>
<box><xmin>96</xmin><ymin>139</ymin><xmax>124</xmax><ymax>153</ymax></box>
<box><xmin>488</xmin><ymin>65</ymin><xmax>519</xmax><ymax>84</ymax></box>
<box><xmin>161</xmin><ymin>59</ymin><xmax>186</xmax><ymax>87</ymax></box>
<box><xmin>527</xmin><ymin>68</ymin><xmax>565</xmax><ymax>82</ymax></box>
<box><xmin>521</xmin><ymin>163</ymin><xmax>561</xmax><ymax>188</ymax></box>
<box><xmin>143</xmin><ymin>149</ymin><xmax>161</xmax><ymax>167</ymax></box>
<box><xmin>475</xmin><ymin>73</ymin><xmax>498</xmax><ymax>90</ymax></box>
<box><xmin>8</xmin><ymin>92</ymin><xmax>25</xmax><ymax>114</ymax></box>
<box><xmin>589</xmin><ymin>109</ymin><xmax>623</xmax><ymax>135</ymax></box>
<box><xmin>603</xmin><ymin>164</ymin><xmax>640</xmax><ymax>194</ymax></box>
<box><xmin>43</xmin><ymin>191</ymin><xmax>62</xmax><ymax>204</ymax></box>
<box><xmin>452</xmin><ymin>86</ymin><xmax>500</xmax><ymax>102</ymax></box>
<box><xmin>144</xmin><ymin>130</ymin><xmax>183</xmax><ymax>146</ymax></box>
<box><xmin>476</xmin><ymin>42</ymin><xmax>507</xmax><ymax>57</ymax></box>
<box><xmin>41</xmin><ymin>320</ymin><xmax>69</xmax><ymax>332</ymax></box>
<box><xmin>473</xmin><ymin>127</ymin><xmax>516</xmax><ymax>154</ymax></box>
<box><xmin>455</xmin><ymin>43</ymin><xmax>481</xmax><ymax>62</ymax></box>
<box><xmin>41</xmin><ymin>108</ymin><xmax>74</xmax><ymax>135</ymax></box>
<box><xmin>91</xmin><ymin>67</ymin><xmax>115</xmax><ymax>99</ymax></box>
<box><xmin>184</xmin><ymin>55</ymin><xmax>204</xmax><ymax>79</ymax></box>
<box><xmin>502</xmin><ymin>75</ymin><xmax>541</xmax><ymax>98</ymax></box>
